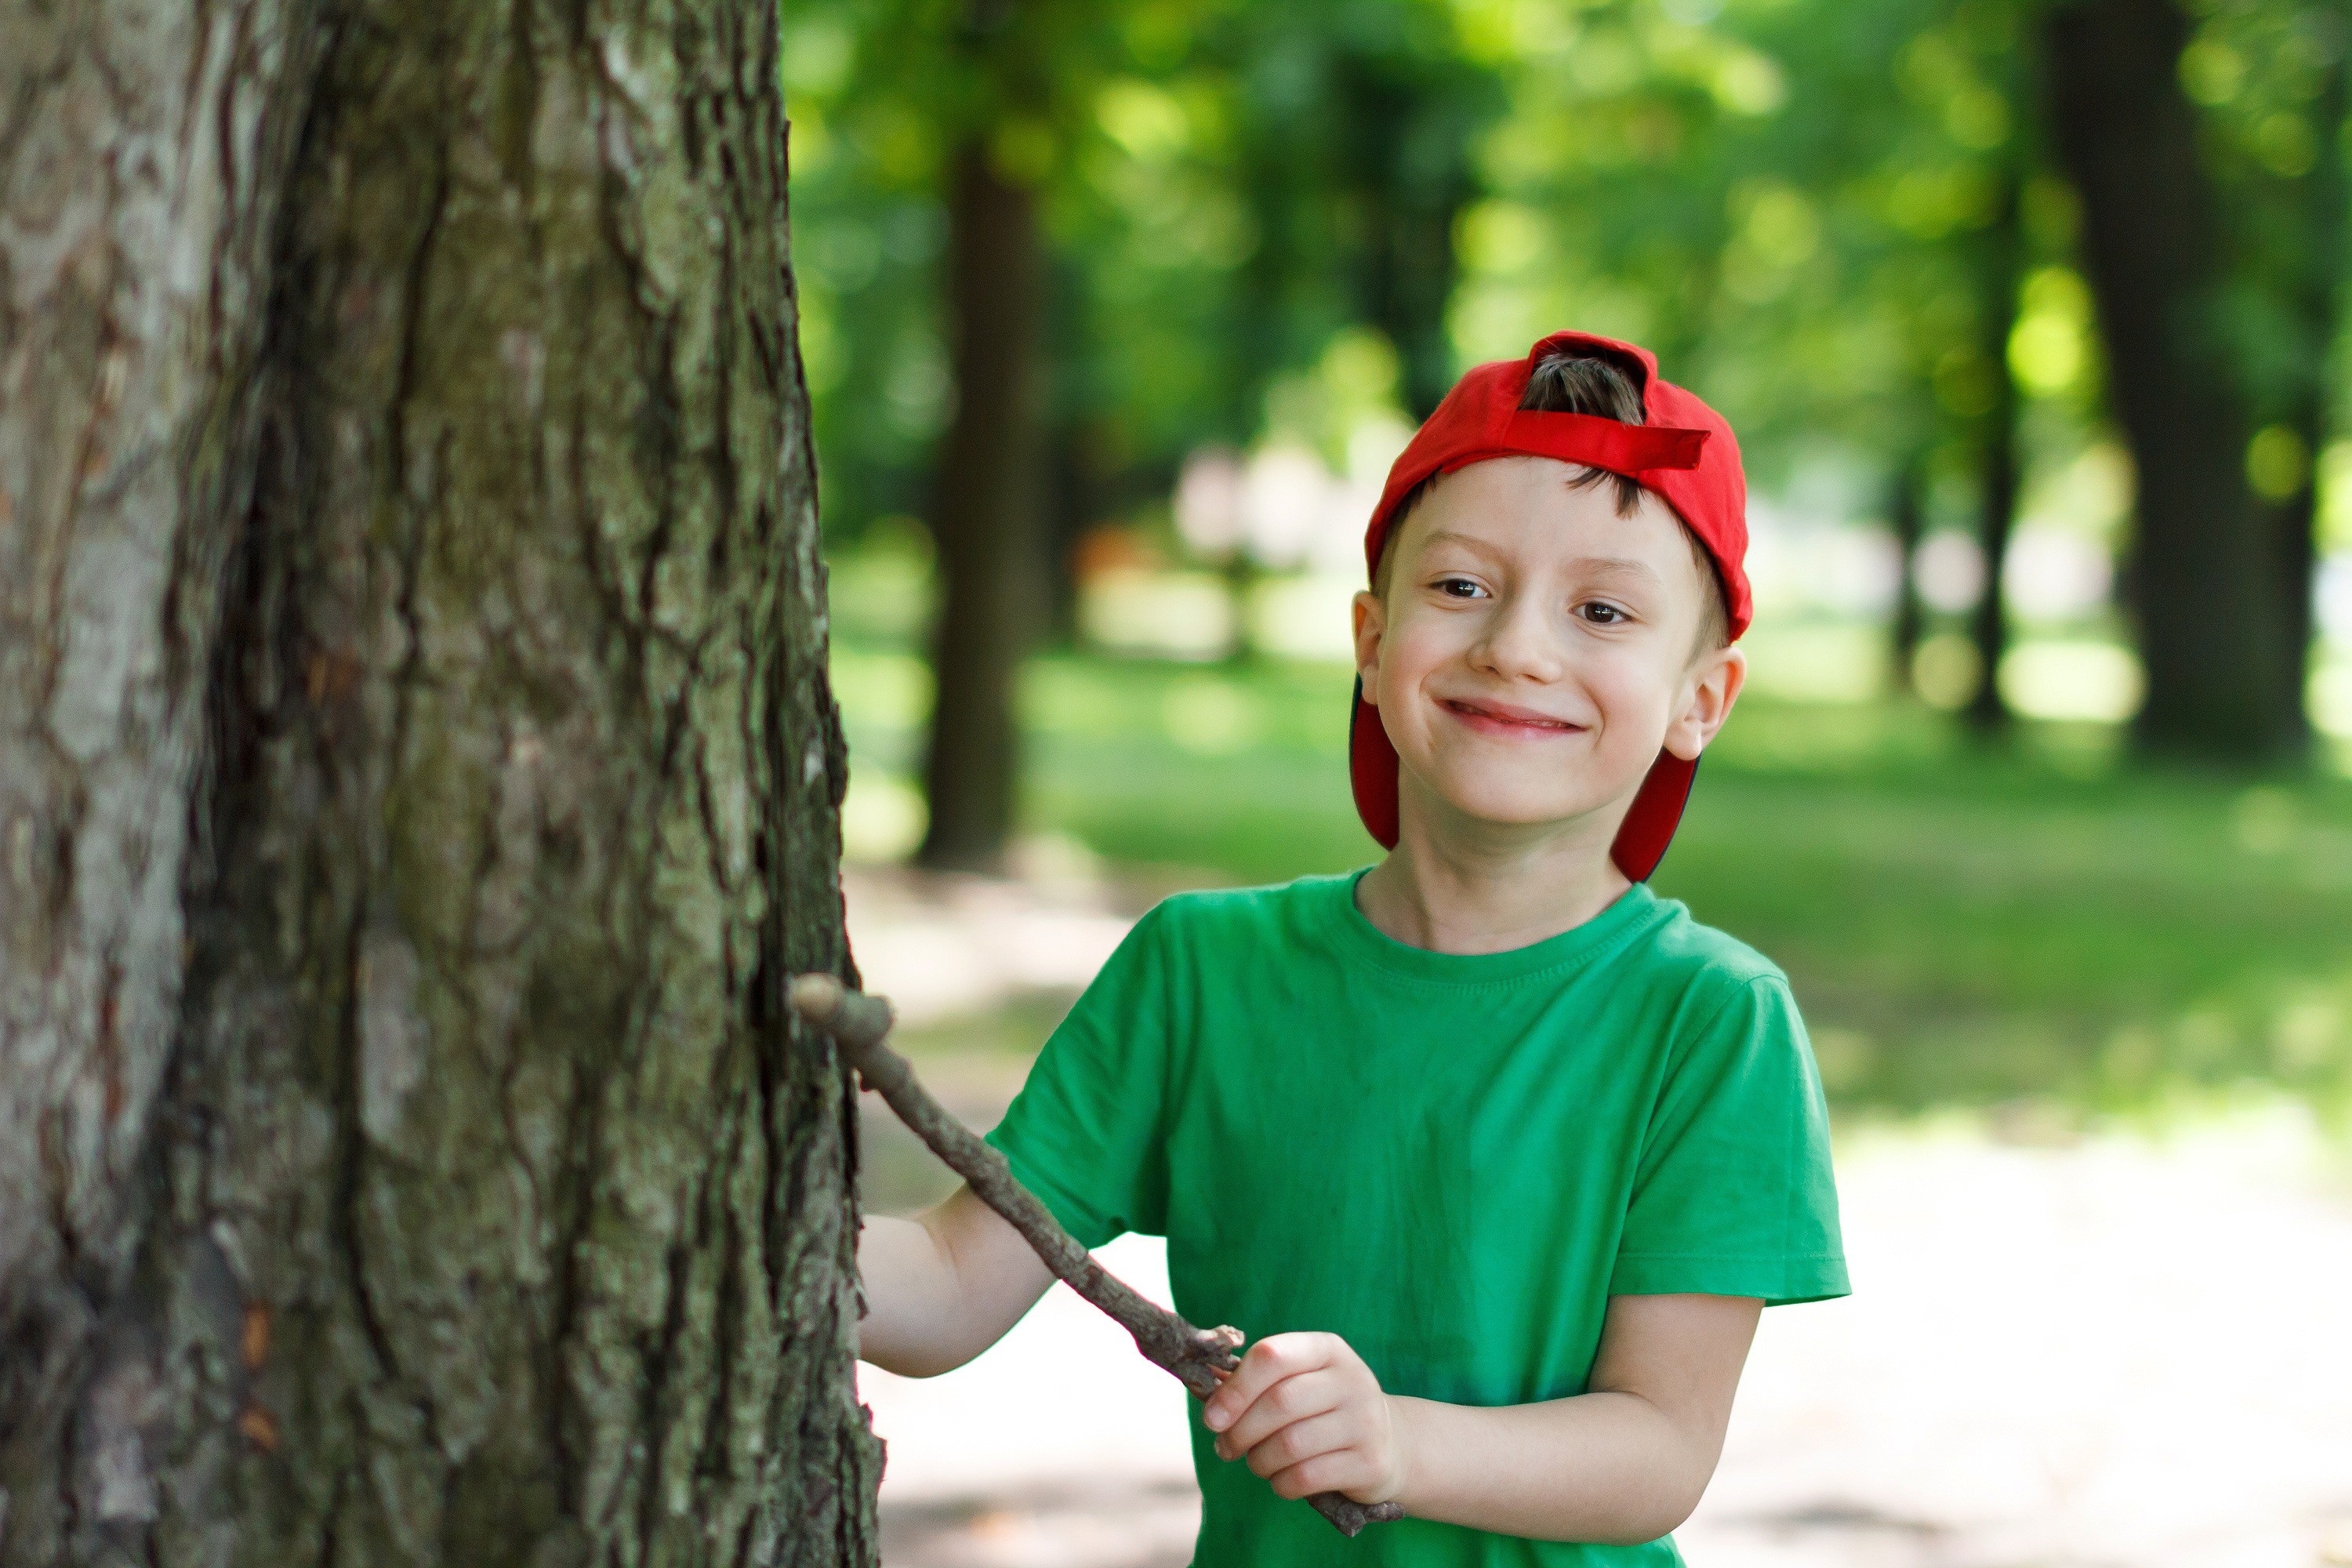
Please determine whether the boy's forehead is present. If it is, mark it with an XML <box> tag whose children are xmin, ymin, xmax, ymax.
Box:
<box><xmin>1403</xmin><ymin>458</ymin><xmax>1686</xmax><ymax>565</ymax></box>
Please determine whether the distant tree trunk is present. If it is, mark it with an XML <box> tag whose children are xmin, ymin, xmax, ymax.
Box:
<box><xmin>2261</xmin><ymin>52</ymin><xmax>2347</xmax><ymax>757</ymax></box>
<box><xmin>2266</xmin><ymin>426</ymin><xmax>2323</xmax><ymax>760</ymax></box>
<box><xmin>918</xmin><ymin>143</ymin><xmax>1046</xmax><ymax>870</ymax></box>
<box><xmin>1221</xmin><ymin>554</ymin><xmax>1263</xmax><ymax>666</ymax></box>
<box><xmin>1887</xmin><ymin>453</ymin><xmax>1929</xmax><ymax>696</ymax></box>
<box><xmin>1967</xmin><ymin>170</ymin><xmax>2024</xmax><ymax>737</ymax></box>
<box><xmin>1360</xmin><ymin>171</ymin><xmax>1469</xmax><ymax>423</ymax></box>
<box><xmin>1043</xmin><ymin>416</ymin><xmax>1105</xmax><ymax>648</ymax></box>
<box><xmin>2046</xmin><ymin>0</ymin><xmax>2292</xmax><ymax>761</ymax></box>
<box><xmin>1339</xmin><ymin>56</ymin><xmax>1491</xmax><ymax>420</ymax></box>
<box><xmin>0</xmin><ymin>3</ymin><xmax>880</xmax><ymax>1564</ymax></box>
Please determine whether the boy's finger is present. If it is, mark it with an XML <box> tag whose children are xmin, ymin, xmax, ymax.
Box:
<box><xmin>1210</xmin><ymin>1369</ymin><xmax>1341</xmax><ymax>1458</ymax></box>
<box><xmin>1240</xmin><ymin>1408</ymin><xmax>1355</xmax><ymax>1481</ymax></box>
<box><xmin>1264</xmin><ymin>1448</ymin><xmax>1377</xmax><ymax>1504</ymax></box>
<box><xmin>1200</xmin><ymin>1334</ymin><xmax>1334</xmax><ymax>1432</ymax></box>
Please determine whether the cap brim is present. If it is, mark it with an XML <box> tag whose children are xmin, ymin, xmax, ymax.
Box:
<box><xmin>1610</xmin><ymin>749</ymin><xmax>1698</xmax><ymax>883</ymax></box>
<box><xmin>1348</xmin><ymin>680</ymin><xmax>1403</xmax><ymax>850</ymax></box>
<box><xmin>1347</xmin><ymin>678</ymin><xmax>1699</xmax><ymax>882</ymax></box>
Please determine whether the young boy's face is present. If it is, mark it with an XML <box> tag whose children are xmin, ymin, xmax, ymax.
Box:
<box><xmin>1352</xmin><ymin>456</ymin><xmax>1745</xmax><ymax>840</ymax></box>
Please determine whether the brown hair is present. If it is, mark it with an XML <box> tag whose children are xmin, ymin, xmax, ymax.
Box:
<box><xmin>1373</xmin><ymin>345</ymin><xmax>1729</xmax><ymax>651</ymax></box>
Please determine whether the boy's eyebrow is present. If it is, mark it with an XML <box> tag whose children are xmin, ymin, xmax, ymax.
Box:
<box><xmin>1416</xmin><ymin>528</ymin><xmax>1508</xmax><ymax>561</ymax></box>
<box><xmin>1566</xmin><ymin>556</ymin><xmax>1667</xmax><ymax>586</ymax></box>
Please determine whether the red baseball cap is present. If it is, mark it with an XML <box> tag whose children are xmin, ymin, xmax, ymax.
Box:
<box><xmin>1348</xmin><ymin>330</ymin><xmax>1751</xmax><ymax>881</ymax></box>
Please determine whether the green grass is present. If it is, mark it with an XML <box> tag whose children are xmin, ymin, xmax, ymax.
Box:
<box><xmin>1664</xmin><ymin>707</ymin><xmax>2352</xmax><ymax>1122</ymax></box>
<box><xmin>835</xmin><ymin>626</ymin><xmax>2352</xmax><ymax>1134</ymax></box>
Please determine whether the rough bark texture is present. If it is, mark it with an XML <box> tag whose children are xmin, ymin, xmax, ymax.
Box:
<box><xmin>0</xmin><ymin>2</ymin><xmax>880</xmax><ymax>1563</ymax></box>
<box><xmin>1</xmin><ymin>0</ymin><xmax>321</xmax><ymax>1538</ymax></box>
<box><xmin>916</xmin><ymin>140</ymin><xmax>1044</xmax><ymax>872</ymax></box>
<box><xmin>2046</xmin><ymin>0</ymin><xmax>2292</xmax><ymax>760</ymax></box>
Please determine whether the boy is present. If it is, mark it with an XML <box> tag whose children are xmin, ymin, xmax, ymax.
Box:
<box><xmin>857</xmin><ymin>331</ymin><xmax>1847</xmax><ymax>1563</ymax></box>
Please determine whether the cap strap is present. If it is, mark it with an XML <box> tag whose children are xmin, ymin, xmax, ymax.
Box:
<box><xmin>1497</xmin><ymin>410</ymin><xmax>1709</xmax><ymax>476</ymax></box>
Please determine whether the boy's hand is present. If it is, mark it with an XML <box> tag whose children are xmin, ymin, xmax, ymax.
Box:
<box><xmin>1201</xmin><ymin>1332</ymin><xmax>1406</xmax><ymax>1504</ymax></box>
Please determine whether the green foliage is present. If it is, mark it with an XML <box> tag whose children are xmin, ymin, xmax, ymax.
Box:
<box><xmin>786</xmin><ymin>0</ymin><xmax>1504</xmax><ymax>539</ymax></box>
<box><xmin>2181</xmin><ymin>1</ymin><xmax>2348</xmax><ymax>426</ymax></box>
<box><xmin>787</xmin><ymin>0</ymin><xmax>2352</xmax><ymax>559</ymax></box>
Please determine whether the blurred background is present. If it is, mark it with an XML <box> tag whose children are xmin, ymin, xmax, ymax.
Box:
<box><xmin>783</xmin><ymin>0</ymin><xmax>2352</xmax><ymax>1563</ymax></box>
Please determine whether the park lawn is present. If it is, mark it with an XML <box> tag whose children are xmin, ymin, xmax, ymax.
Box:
<box><xmin>837</xmin><ymin>638</ymin><xmax>2352</xmax><ymax>1130</ymax></box>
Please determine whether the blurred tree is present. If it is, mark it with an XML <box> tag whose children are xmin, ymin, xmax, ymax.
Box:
<box><xmin>1965</xmin><ymin>161</ymin><xmax>2026</xmax><ymax>735</ymax></box>
<box><xmin>791</xmin><ymin>0</ymin><xmax>1505</xmax><ymax>687</ymax></box>
<box><xmin>1172</xmin><ymin>0</ymin><xmax>1504</xmax><ymax>658</ymax></box>
<box><xmin>1456</xmin><ymin>0</ymin><xmax>2019</xmax><ymax>466</ymax></box>
<box><xmin>1459</xmin><ymin>0</ymin><xmax>2050</xmax><ymax>744</ymax></box>
<box><xmin>1335</xmin><ymin>41</ymin><xmax>1496</xmax><ymax>419</ymax></box>
<box><xmin>2268</xmin><ymin>43</ymin><xmax>2348</xmax><ymax>746</ymax></box>
<box><xmin>1221</xmin><ymin>1</ymin><xmax>1501</xmax><ymax>419</ymax></box>
<box><xmin>2267</xmin><ymin>47</ymin><xmax>2343</xmax><ymax>742</ymax></box>
<box><xmin>1888</xmin><ymin>453</ymin><xmax>1933</xmax><ymax>692</ymax></box>
<box><xmin>2206</xmin><ymin>1</ymin><xmax>2351</xmax><ymax>755</ymax></box>
<box><xmin>2047</xmin><ymin>0</ymin><xmax>2296</xmax><ymax>761</ymax></box>
<box><xmin>782</xmin><ymin>0</ymin><xmax>957</xmax><ymax>539</ymax></box>
<box><xmin>793</xmin><ymin>0</ymin><xmax>1180</xmax><ymax>866</ymax></box>
<box><xmin>920</xmin><ymin>1</ymin><xmax>1054</xmax><ymax>869</ymax></box>
<box><xmin>922</xmin><ymin>129</ymin><xmax>1049</xmax><ymax>869</ymax></box>
<box><xmin>793</xmin><ymin>0</ymin><xmax>2352</xmax><ymax>779</ymax></box>
<box><xmin>0</xmin><ymin>2</ymin><xmax>877</xmax><ymax>1561</ymax></box>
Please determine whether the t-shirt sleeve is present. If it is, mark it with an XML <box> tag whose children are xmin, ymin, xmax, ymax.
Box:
<box><xmin>981</xmin><ymin>906</ymin><xmax>1178</xmax><ymax>1249</ymax></box>
<box><xmin>1610</xmin><ymin>975</ymin><xmax>1849</xmax><ymax>1305</ymax></box>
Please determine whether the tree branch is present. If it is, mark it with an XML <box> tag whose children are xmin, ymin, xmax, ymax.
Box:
<box><xmin>790</xmin><ymin>973</ymin><xmax>1403</xmax><ymax>1538</ymax></box>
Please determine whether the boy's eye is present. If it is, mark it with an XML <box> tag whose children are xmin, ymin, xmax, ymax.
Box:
<box><xmin>1434</xmin><ymin>576</ymin><xmax>1488</xmax><ymax>599</ymax></box>
<box><xmin>1579</xmin><ymin>601</ymin><xmax>1630</xmax><ymax>625</ymax></box>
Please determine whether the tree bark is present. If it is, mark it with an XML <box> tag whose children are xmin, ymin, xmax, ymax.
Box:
<box><xmin>917</xmin><ymin>142</ymin><xmax>1045</xmax><ymax>871</ymax></box>
<box><xmin>2045</xmin><ymin>0</ymin><xmax>2292</xmax><ymax>761</ymax></box>
<box><xmin>2</xmin><ymin>0</ymin><xmax>323</xmax><ymax>1544</ymax></box>
<box><xmin>0</xmin><ymin>2</ymin><xmax>880</xmax><ymax>1563</ymax></box>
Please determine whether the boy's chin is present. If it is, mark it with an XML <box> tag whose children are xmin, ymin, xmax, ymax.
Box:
<box><xmin>1409</xmin><ymin>779</ymin><xmax>1635</xmax><ymax>841</ymax></box>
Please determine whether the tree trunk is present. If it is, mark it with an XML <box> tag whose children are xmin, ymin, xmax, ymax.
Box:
<box><xmin>2</xmin><ymin>2</ymin><xmax>316</xmax><ymax>1540</ymax></box>
<box><xmin>1887</xmin><ymin>452</ymin><xmax>1929</xmax><ymax>696</ymax></box>
<box><xmin>917</xmin><ymin>142</ymin><xmax>1045</xmax><ymax>871</ymax></box>
<box><xmin>1337</xmin><ymin>54</ymin><xmax>1489</xmax><ymax>422</ymax></box>
<box><xmin>2045</xmin><ymin>0</ymin><xmax>2292</xmax><ymax>761</ymax></box>
<box><xmin>2260</xmin><ymin>50</ymin><xmax>2347</xmax><ymax>759</ymax></box>
<box><xmin>0</xmin><ymin>2</ymin><xmax>880</xmax><ymax>1564</ymax></box>
<box><xmin>2267</xmin><ymin>439</ymin><xmax>2321</xmax><ymax>760</ymax></box>
<box><xmin>1042</xmin><ymin>416</ymin><xmax>1098</xmax><ymax>650</ymax></box>
<box><xmin>1966</xmin><ymin>169</ymin><xmax>2024</xmax><ymax>738</ymax></box>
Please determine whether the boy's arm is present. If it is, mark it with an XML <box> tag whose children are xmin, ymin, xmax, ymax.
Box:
<box><xmin>1202</xmin><ymin>1291</ymin><xmax>1762</xmax><ymax>1543</ymax></box>
<box><xmin>856</xmin><ymin>1183</ymin><xmax>1057</xmax><ymax>1377</ymax></box>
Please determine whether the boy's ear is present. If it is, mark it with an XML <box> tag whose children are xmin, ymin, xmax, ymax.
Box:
<box><xmin>1352</xmin><ymin>589</ymin><xmax>1387</xmax><ymax>702</ymax></box>
<box><xmin>1663</xmin><ymin>644</ymin><xmax>1746</xmax><ymax>762</ymax></box>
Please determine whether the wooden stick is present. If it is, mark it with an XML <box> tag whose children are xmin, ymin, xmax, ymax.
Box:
<box><xmin>790</xmin><ymin>973</ymin><xmax>1404</xmax><ymax>1538</ymax></box>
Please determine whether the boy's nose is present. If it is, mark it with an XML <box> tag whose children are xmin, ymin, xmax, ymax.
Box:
<box><xmin>1469</xmin><ymin>596</ymin><xmax>1567</xmax><ymax>683</ymax></box>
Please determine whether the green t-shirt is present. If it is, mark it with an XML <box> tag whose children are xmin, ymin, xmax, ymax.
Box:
<box><xmin>985</xmin><ymin>872</ymin><xmax>1848</xmax><ymax>1566</ymax></box>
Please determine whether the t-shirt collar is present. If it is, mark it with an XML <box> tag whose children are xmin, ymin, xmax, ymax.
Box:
<box><xmin>1324</xmin><ymin>870</ymin><xmax>1667</xmax><ymax>986</ymax></box>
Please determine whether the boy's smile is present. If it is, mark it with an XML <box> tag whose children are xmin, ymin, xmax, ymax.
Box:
<box><xmin>1436</xmin><ymin>695</ymin><xmax>1587</xmax><ymax>739</ymax></box>
<box><xmin>1352</xmin><ymin>456</ymin><xmax>1744</xmax><ymax>844</ymax></box>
